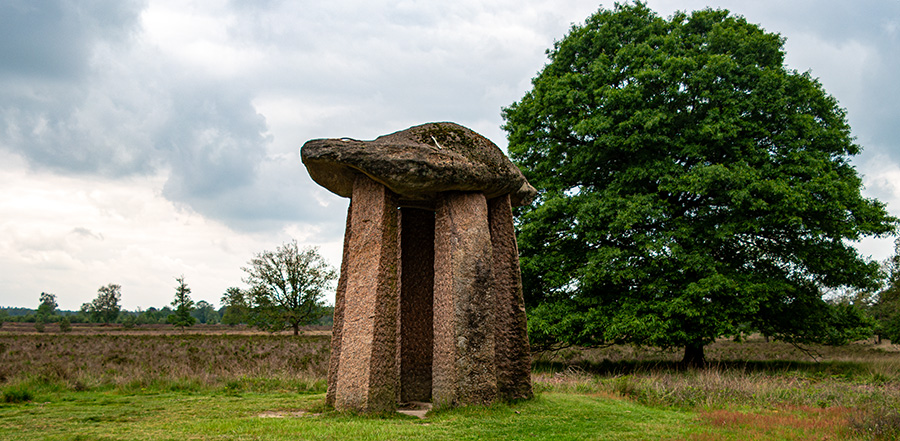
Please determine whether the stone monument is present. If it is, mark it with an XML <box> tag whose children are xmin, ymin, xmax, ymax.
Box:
<box><xmin>301</xmin><ymin>122</ymin><xmax>535</xmax><ymax>412</ymax></box>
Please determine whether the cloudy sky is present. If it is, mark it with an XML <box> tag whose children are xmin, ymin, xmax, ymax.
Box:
<box><xmin>2</xmin><ymin>0</ymin><xmax>898</xmax><ymax>311</ymax></box>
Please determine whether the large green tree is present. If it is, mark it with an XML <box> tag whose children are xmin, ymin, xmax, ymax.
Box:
<box><xmin>243</xmin><ymin>241</ymin><xmax>336</xmax><ymax>336</ymax></box>
<box><xmin>502</xmin><ymin>3</ymin><xmax>897</xmax><ymax>365</ymax></box>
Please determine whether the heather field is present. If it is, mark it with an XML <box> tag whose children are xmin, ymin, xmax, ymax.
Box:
<box><xmin>2</xmin><ymin>325</ymin><xmax>900</xmax><ymax>440</ymax></box>
<box><xmin>0</xmin><ymin>324</ymin><xmax>330</xmax><ymax>392</ymax></box>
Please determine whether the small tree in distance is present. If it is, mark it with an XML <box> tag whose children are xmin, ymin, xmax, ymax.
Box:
<box><xmin>243</xmin><ymin>241</ymin><xmax>336</xmax><ymax>335</ymax></box>
<box><xmin>191</xmin><ymin>300</ymin><xmax>219</xmax><ymax>324</ymax></box>
<box><xmin>168</xmin><ymin>275</ymin><xmax>196</xmax><ymax>331</ymax></box>
<box><xmin>873</xmin><ymin>239</ymin><xmax>900</xmax><ymax>343</ymax></box>
<box><xmin>221</xmin><ymin>287</ymin><xmax>249</xmax><ymax>326</ymax></box>
<box><xmin>82</xmin><ymin>284</ymin><xmax>122</xmax><ymax>324</ymax></box>
<box><xmin>37</xmin><ymin>292</ymin><xmax>57</xmax><ymax>319</ymax></box>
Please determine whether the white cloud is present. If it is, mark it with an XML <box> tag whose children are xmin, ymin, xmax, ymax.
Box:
<box><xmin>862</xmin><ymin>154</ymin><xmax>900</xmax><ymax>212</ymax></box>
<box><xmin>0</xmin><ymin>156</ymin><xmax>339</xmax><ymax>310</ymax></box>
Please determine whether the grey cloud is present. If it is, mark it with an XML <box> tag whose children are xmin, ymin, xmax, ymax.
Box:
<box><xmin>169</xmin><ymin>152</ymin><xmax>350</xmax><ymax>234</ymax></box>
<box><xmin>150</xmin><ymin>79</ymin><xmax>348</xmax><ymax>231</ymax></box>
<box><xmin>0</xmin><ymin>82</ymin><xmax>158</xmax><ymax>177</ymax></box>
<box><xmin>0</xmin><ymin>0</ymin><xmax>144</xmax><ymax>80</ymax></box>
<box><xmin>0</xmin><ymin>1</ymin><xmax>284</xmax><ymax>232</ymax></box>
<box><xmin>704</xmin><ymin>1</ymin><xmax>900</xmax><ymax>164</ymax></box>
<box><xmin>764</xmin><ymin>1</ymin><xmax>900</xmax><ymax>158</ymax></box>
<box><xmin>764</xmin><ymin>1</ymin><xmax>900</xmax><ymax>45</ymax></box>
<box><xmin>226</xmin><ymin>0</ymin><xmax>581</xmax><ymax>117</ymax></box>
<box><xmin>158</xmin><ymin>81</ymin><xmax>269</xmax><ymax>202</ymax></box>
<box><xmin>70</xmin><ymin>227</ymin><xmax>104</xmax><ymax>241</ymax></box>
<box><xmin>0</xmin><ymin>0</ymin><xmax>154</xmax><ymax>177</ymax></box>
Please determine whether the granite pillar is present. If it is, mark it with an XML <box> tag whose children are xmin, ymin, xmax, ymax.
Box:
<box><xmin>325</xmin><ymin>202</ymin><xmax>353</xmax><ymax>408</ymax></box>
<box><xmin>333</xmin><ymin>174</ymin><xmax>400</xmax><ymax>413</ymax></box>
<box><xmin>432</xmin><ymin>192</ymin><xmax>497</xmax><ymax>408</ymax></box>
<box><xmin>488</xmin><ymin>195</ymin><xmax>534</xmax><ymax>401</ymax></box>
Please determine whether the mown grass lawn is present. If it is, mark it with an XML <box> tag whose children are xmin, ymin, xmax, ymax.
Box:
<box><xmin>0</xmin><ymin>390</ymin><xmax>697</xmax><ymax>441</ymax></box>
<box><xmin>0</xmin><ymin>388</ymin><xmax>869</xmax><ymax>441</ymax></box>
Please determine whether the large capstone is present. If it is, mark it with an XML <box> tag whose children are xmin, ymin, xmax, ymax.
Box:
<box><xmin>301</xmin><ymin>122</ymin><xmax>537</xmax><ymax>207</ymax></box>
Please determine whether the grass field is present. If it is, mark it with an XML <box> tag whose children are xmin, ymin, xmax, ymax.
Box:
<box><xmin>2</xmin><ymin>324</ymin><xmax>899</xmax><ymax>440</ymax></box>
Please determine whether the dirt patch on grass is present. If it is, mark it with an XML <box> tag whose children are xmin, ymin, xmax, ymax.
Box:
<box><xmin>398</xmin><ymin>401</ymin><xmax>432</xmax><ymax>419</ymax></box>
<box><xmin>258</xmin><ymin>410</ymin><xmax>316</xmax><ymax>418</ymax></box>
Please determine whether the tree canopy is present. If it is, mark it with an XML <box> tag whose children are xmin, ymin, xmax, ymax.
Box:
<box><xmin>502</xmin><ymin>2</ymin><xmax>897</xmax><ymax>364</ymax></box>
<box><xmin>220</xmin><ymin>286</ymin><xmax>250</xmax><ymax>326</ymax></box>
<box><xmin>81</xmin><ymin>284</ymin><xmax>122</xmax><ymax>324</ymax></box>
<box><xmin>37</xmin><ymin>292</ymin><xmax>57</xmax><ymax>318</ymax></box>
<box><xmin>242</xmin><ymin>241</ymin><xmax>336</xmax><ymax>335</ymax></box>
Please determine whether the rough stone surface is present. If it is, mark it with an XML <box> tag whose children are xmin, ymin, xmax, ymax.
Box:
<box><xmin>325</xmin><ymin>202</ymin><xmax>353</xmax><ymax>408</ymax></box>
<box><xmin>301</xmin><ymin>122</ymin><xmax>537</xmax><ymax>206</ymax></box>
<box><xmin>433</xmin><ymin>192</ymin><xmax>498</xmax><ymax>408</ymax></box>
<box><xmin>334</xmin><ymin>175</ymin><xmax>400</xmax><ymax>413</ymax></box>
<box><xmin>399</xmin><ymin>208</ymin><xmax>435</xmax><ymax>403</ymax></box>
<box><xmin>307</xmin><ymin>122</ymin><xmax>534</xmax><ymax>412</ymax></box>
<box><xmin>488</xmin><ymin>195</ymin><xmax>534</xmax><ymax>401</ymax></box>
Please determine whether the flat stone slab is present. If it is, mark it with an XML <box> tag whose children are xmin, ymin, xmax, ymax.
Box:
<box><xmin>397</xmin><ymin>401</ymin><xmax>432</xmax><ymax>419</ymax></box>
<box><xmin>301</xmin><ymin>122</ymin><xmax>536</xmax><ymax>206</ymax></box>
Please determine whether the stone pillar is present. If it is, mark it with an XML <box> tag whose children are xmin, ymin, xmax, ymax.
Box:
<box><xmin>326</xmin><ymin>202</ymin><xmax>353</xmax><ymax>408</ymax></box>
<box><xmin>488</xmin><ymin>195</ymin><xmax>534</xmax><ymax>401</ymax></box>
<box><xmin>399</xmin><ymin>207</ymin><xmax>435</xmax><ymax>403</ymax></box>
<box><xmin>432</xmin><ymin>192</ymin><xmax>497</xmax><ymax>408</ymax></box>
<box><xmin>333</xmin><ymin>174</ymin><xmax>401</xmax><ymax>413</ymax></box>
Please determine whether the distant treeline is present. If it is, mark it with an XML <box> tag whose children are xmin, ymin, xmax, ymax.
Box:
<box><xmin>0</xmin><ymin>305</ymin><xmax>334</xmax><ymax>327</ymax></box>
<box><xmin>1</xmin><ymin>307</ymin><xmax>47</xmax><ymax>317</ymax></box>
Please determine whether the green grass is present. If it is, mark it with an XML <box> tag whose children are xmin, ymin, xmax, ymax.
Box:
<box><xmin>1</xmin><ymin>388</ymin><xmax>877</xmax><ymax>440</ymax></box>
<box><xmin>0</xmin><ymin>389</ymin><xmax>697</xmax><ymax>441</ymax></box>
<box><xmin>2</xmin><ymin>332</ymin><xmax>899</xmax><ymax>440</ymax></box>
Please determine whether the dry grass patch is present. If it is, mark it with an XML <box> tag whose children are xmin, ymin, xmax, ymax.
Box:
<box><xmin>0</xmin><ymin>333</ymin><xmax>330</xmax><ymax>392</ymax></box>
<box><xmin>533</xmin><ymin>338</ymin><xmax>900</xmax><ymax>440</ymax></box>
<box><xmin>690</xmin><ymin>406</ymin><xmax>855</xmax><ymax>440</ymax></box>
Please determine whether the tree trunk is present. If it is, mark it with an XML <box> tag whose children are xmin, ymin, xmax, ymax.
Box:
<box><xmin>682</xmin><ymin>343</ymin><xmax>705</xmax><ymax>368</ymax></box>
<box><xmin>292</xmin><ymin>323</ymin><xmax>300</xmax><ymax>336</ymax></box>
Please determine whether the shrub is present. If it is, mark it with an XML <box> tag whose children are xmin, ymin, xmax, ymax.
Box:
<box><xmin>121</xmin><ymin>315</ymin><xmax>136</xmax><ymax>330</ymax></box>
<box><xmin>58</xmin><ymin>317</ymin><xmax>72</xmax><ymax>333</ymax></box>
<box><xmin>2</xmin><ymin>386</ymin><xmax>34</xmax><ymax>403</ymax></box>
